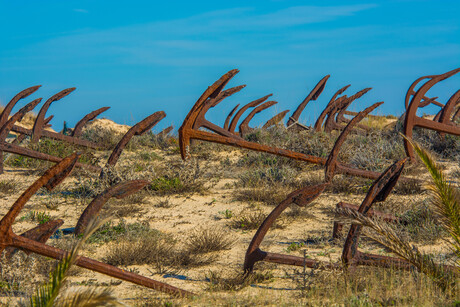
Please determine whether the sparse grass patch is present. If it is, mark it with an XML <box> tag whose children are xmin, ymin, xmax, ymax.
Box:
<box><xmin>81</xmin><ymin>126</ymin><xmax>120</xmax><ymax>149</ymax></box>
<box><xmin>154</xmin><ymin>199</ymin><xmax>175</xmax><ymax>208</ymax></box>
<box><xmin>397</xmin><ymin>202</ymin><xmax>444</xmax><ymax>243</ymax></box>
<box><xmin>103</xmin><ymin>232</ymin><xmax>175</xmax><ymax>267</ymax></box>
<box><xmin>0</xmin><ymin>179</ymin><xmax>19</xmax><ymax>195</ymax></box>
<box><xmin>328</xmin><ymin>175</ymin><xmax>373</xmax><ymax>194</ymax></box>
<box><xmin>229</xmin><ymin>207</ymin><xmax>285</xmax><ymax>230</ymax></box>
<box><xmin>184</xmin><ymin>227</ymin><xmax>235</xmax><ymax>254</ymax></box>
<box><xmin>229</xmin><ymin>208</ymin><xmax>267</xmax><ymax>230</ymax></box>
<box><xmin>5</xmin><ymin>139</ymin><xmax>98</xmax><ymax>170</ymax></box>
<box><xmin>233</xmin><ymin>185</ymin><xmax>292</xmax><ymax>207</ymax></box>
<box><xmin>237</xmin><ymin>165</ymin><xmax>297</xmax><ymax>187</ymax></box>
<box><xmin>206</xmin><ymin>270</ymin><xmax>273</xmax><ymax>292</ymax></box>
<box><xmin>18</xmin><ymin>211</ymin><xmax>52</xmax><ymax>225</ymax></box>
<box><xmin>103</xmin><ymin>223</ymin><xmax>216</xmax><ymax>273</ymax></box>
<box><xmin>393</xmin><ymin>178</ymin><xmax>423</xmax><ymax>195</ymax></box>
<box><xmin>413</xmin><ymin>128</ymin><xmax>460</xmax><ymax>161</ymax></box>
<box><xmin>138</xmin><ymin>151</ymin><xmax>163</xmax><ymax>161</ymax></box>
<box><xmin>148</xmin><ymin>159</ymin><xmax>208</xmax><ymax>196</ymax></box>
<box><xmin>88</xmin><ymin>220</ymin><xmax>154</xmax><ymax>244</ymax></box>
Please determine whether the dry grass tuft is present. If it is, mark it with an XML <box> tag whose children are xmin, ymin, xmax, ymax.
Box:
<box><xmin>0</xmin><ymin>179</ymin><xmax>20</xmax><ymax>196</ymax></box>
<box><xmin>184</xmin><ymin>227</ymin><xmax>235</xmax><ymax>254</ymax></box>
<box><xmin>206</xmin><ymin>270</ymin><xmax>273</xmax><ymax>292</ymax></box>
<box><xmin>229</xmin><ymin>208</ymin><xmax>267</xmax><ymax>230</ymax></box>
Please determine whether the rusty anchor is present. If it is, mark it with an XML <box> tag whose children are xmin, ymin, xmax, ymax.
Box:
<box><xmin>243</xmin><ymin>102</ymin><xmax>383</xmax><ymax>272</ymax></box>
<box><xmin>1</xmin><ymin>87</ymin><xmax>169</xmax><ymax>175</ymax></box>
<box><xmin>403</xmin><ymin>68</ymin><xmax>460</xmax><ymax>161</ymax></box>
<box><xmin>179</xmin><ymin>69</ymin><xmax>386</xmax><ymax>180</ymax></box>
<box><xmin>0</xmin><ymin>153</ymin><xmax>192</xmax><ymax>297</ymax></box>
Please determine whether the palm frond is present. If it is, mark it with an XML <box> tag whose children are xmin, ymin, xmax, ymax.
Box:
<box><xmin>55</xmin><ymin>287</ymin><xmax>125</xmax><ymax>307</ymax></box>
<box><xmin>403</xmin><ymin>135</ymin><xmax>460</xmax><ymax>264</ymax></box>
<box><xmin>337</xmin><ymin>207</ymin><xmax>455</xmax><ymax>291</ymax></box>
<box><xmin>28</xmin><ymin>218</ymin><xmax>108</xmax><ymax>307</ymax></box>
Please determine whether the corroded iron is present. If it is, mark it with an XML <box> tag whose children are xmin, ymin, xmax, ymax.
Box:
<box><xmin>157</xmin><ymin>125</ymin><xmax>174</xmax><ymax>137</ymax></box>
<box><xmin>243</xmin><ymin>103</ymin><xmax>381</xmax><ymax>272</ymax></box>
<box><xmin>312</xmin><ymin>85</ymin><xmax>350</xmax><ymax>132</ymax></box>
<box><xmin>243</xmin><ymin>157</ymin><xmax>443</xmax><ymax>273</ymax></box>
<box><xmin>75</xmin><ymin>180</ymin><xmax>148</xmax><ymax>235</ymax></box>
<box><xmin>0</xmin><ymin>154</ymin><xmax>192</xmax><ymax>297</ymax></box>
<box><xmin>192</xmin><ymin>85</ymin><xmax>246</xmax><ymax>139</ymax></box>
<box><xmin>287</xmin><ymin>75</ymin><xmax>330</xmax><ymax>129</ymax></box>
<box><xmin>263</xmin><ymin>110</ymin><xmax>290</xmax><ymax>129</ymax></box>
<box><xmin>323</xmin><ymin>88</ymin><xmax>372</xmax><ymax>133</ymax></box>
<box><xmin>340</xmin><ymin>158</ymin><xmax>414</xmax><ymax>270</ymax></box>
<box><xmin>332</xmin><ymin>202</ymin><xmax>399</xmax><ymax>239</ymax></box>
<box><xmin>31</xmin><ymin>88</ymin><xmax>76</xmax><ymax>144</ymax></box>
<box><xmin>224</xmin><ymin>105</ymin><xmax>240</xmax><ymax>130</ymax></box>
<box><xmin>228</xmin><ymin>94</ymin><xmax>272</xmax><ymax>134</ymax></box>
<box><xmin>1</xmin><ymin>87</ymin><xmax>103</xmax><ymax>149</ymax></box>
<box><xmin>4</xmin><ymin>219</ymin><xmax>64</xmax><ymax>258</ymax></box>
<box><xmin>239</xmin><ymin>100</ymin><xmax>278</xmax><ymax>136</ymax></box>
<box><xmin>71</xmin><ymin>106</ymin><xmax>110</xmax><ymax>138</ymax></box>
<box><xmin>403</xmin><ymin>68</ymin><xmax>460</xmax><ymax>161</ymax></box>
<box><xmin>1</xmin><ymin>87</ymin><xmax>174</xmax><ymax>175</ymax></box>
<box><xmin>244</xmin><ymin>183</ymin><xmax>333</xmax><ymax>272</ymax></box>
<box><xmin>105</xmin><ymin>111</ymin><xmax>166</xmax><ymax>168</ymax></box>
<box><xmin>179</xmin><ymin>69</ymin><xmax>385</xmax><ymax>180</ymax></box>
<box><xmin>0</xmin><ymin>95</ymin><xmax>100</xmax><ymax>173</ymax></box>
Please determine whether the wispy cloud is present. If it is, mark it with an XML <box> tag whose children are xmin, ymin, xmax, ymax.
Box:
<box><xmin>0</xmin><ymin>5</ymin><xmax>379</xmax><ymax>68</ymax></box>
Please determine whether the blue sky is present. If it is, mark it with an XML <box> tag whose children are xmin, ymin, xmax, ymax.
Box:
<box><xmin>0</xmin><ymin>1</ymin><xmax>459</xmax><ymax>131</ymax></box>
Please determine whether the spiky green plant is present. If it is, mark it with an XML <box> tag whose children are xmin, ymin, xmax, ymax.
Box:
<box><xmin>336</xmin><ymin>137</ymin><xmax>459</xmax><ymax>291</ymax></box>
<box><xmin>336</xmin><ymin>207</ymin><xmax>455</xmax><ymax>291</ymax></box>
<box><xmin>27</xmin><ymin>218</ymin><xmax>124</xmax><ymax>307</ymax></box>
<box><xmin>404</xmin><ymin>136</ymin><xmax>460</xmax><ymax>264</ymax></box>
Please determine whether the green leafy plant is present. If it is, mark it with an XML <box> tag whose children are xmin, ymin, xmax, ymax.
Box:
<box><xmin>219</xmin><ymin>209</ymin><xmax>233</xmax><ymax>219</ymax></box>
<box><xmin>19</xmin><ymin>211</ymin><xmax>52</xmax><ymax>225</ymax></box>
<box><xmin>338</xmin><ymin>137</ymin><xmax>459</xmax><ymax>292</ymax></box>
<box><xmin>27</xmin><ymin>218</ymin><xmax>123</xmax><ymax>307</ymax></box>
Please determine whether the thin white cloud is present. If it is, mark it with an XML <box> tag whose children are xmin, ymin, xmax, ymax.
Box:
<box><xmin>2</xmin><ymin>3</ymin><xmax>457</xmax><ymax>71</ymax></box>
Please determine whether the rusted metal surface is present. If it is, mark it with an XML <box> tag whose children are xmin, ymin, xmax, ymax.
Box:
<box><xmin>72</xmin><ymin>106</ymin><xmax>110</xmax><ymax>137</ymax></box>
<box><xmin>243</xmin><ymin>158</ymin><xmax>417</xmax><ymax>273</ymax></box>
<box><xmin>244</xmin><ymin>183</ymin><xmax>332</xmax><ymax>272</ymax></box>
<box><xmin>323</xmin><ymin>88</ymin><xmax>372</xmax><ymax>133</ymax></box>
<box><xmin>0</xmin><ymin>86</ymin><xmax>41</xmax><ymax>128</ymax></box>
<box><xmin>239</xmin><ymin>100</ymin><xmax>278</xmax><ymax>136</ymax></box>
<box><xmin>0</xmin><ymin>95</ymin><xmax>100</xmax><ymax>173</ymax></box>
<box><xmin>0</xmin><ymin>154</ymin><xmax>192</xmax><ymax>297</ymax></box>
<box><xmin>157</xmin><ymin>125</ymin><xmax>174</xmax><ymax>137</ymax></box>
<box><xmin>31</xmin><ymin>88</ymin><xmax>76</xmax><ymax>144</ymax></box>
<box><xmin>287</xmin><ymin>75</ymin><xmax>330</xmax><ymax>129</ymax></box>
<box><xmin>341</xmin><ymin>159</ymin><xmax>407</xmax><ymax>266</ymax></box>
<box><xmin>332</xmin><ymin>202</ymin><xmax>399</xmax><ymax>239</ymax></box>
<box><xmin>224</xmin><ymin>104</ymin><xmax>240</xmax><ymax>130</ymax></box>
<box><xmin>179</xmin><ymin>69</ymin><xmax>385</xmax><ymax>180</ymax></box>
<box><xmin>0</xmin><ymin>87</ymin><xmax>103</xmax><ymax>148</ymax></box>
<box><xmin>243</xmin><ymin>106</ymin><xmax>375</xmax><ymax>272</ymax></box>
<box><xmin>437</xmin><ymin>89</ymin><xmax>460</xmax><ymax>139</ymax></box>
<box><xmin>11</xmin><ymin>124</ymin><xmax>101</xmax><ymax>149</ymax></box>
<box><xmin>403</xmin><ymin>68</ymin><xmax>460</xmax><ymax>161</ymax></box>
<box><xmin>324</xmin><ymin>102</ymin><xmax>383</xmax><ymax>183</ymax></box>
<box><xmin>0</xmin><ymin>98</ymin><xmax>43</xmax><ymax>173</ymax></box>
<box><xmin>191</xmin><ymin>85</ymin><xmax>246</xmax><ymax>139</ymax></box>
<box><xmin>228</xmin><ymin>95</ymin><xmax>272</xmax><ymax>134</ymax></box>
<box><xmin>263</xmin><ymin>110</ymin><xmax>290</xmax><ymax>129</ymax></box>
<box><xmin>4</xmin><ymin>219</ymin><xmax>64</xmax><ymax>258</ymax></box>
<box><xmin>312</xmin><ymin>85</ymin><xmax>350</xmax><ymax>132</ymax></box>
<box><xmin>75</xmin><ymin>180</ymin><xmax>148</xmax><ymax>235</ymax></box>
<box><xmin>105</xmin><ymin>111</ymin><xmax>166</xmax><ymax>168</ymax></box>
